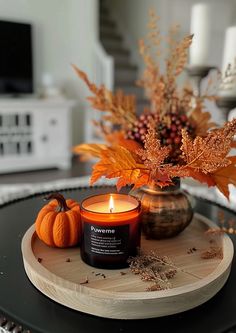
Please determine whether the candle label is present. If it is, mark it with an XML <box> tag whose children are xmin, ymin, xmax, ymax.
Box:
<box><xmin>84</xmin><ymin>223</ymin><xmax>129</xmax><ymax>256</ymax></box>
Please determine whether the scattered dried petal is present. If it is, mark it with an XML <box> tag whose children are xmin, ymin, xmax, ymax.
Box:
<box><xmin>201</xmin><ymin>247</ymin><xmax>223</xmax><ymax>259</ymax></box>
<box><xmin>187</xmin><ymin>247</ymin><xmax>198</xmax><ymax>254</ymax></box>
<box><xmin>205</xmin><ymin>228</ymin><xmax>224</xmax><ymax>236</ymax></box>
<box><xmin>146</xmin><ymin>284</ymin><xmax>165</xmax><ymax>291</ymax></box>
<box><xmin>80</xmin><ymin>277</ymin><xmax>89</xmax><ymax>285</ymax></box>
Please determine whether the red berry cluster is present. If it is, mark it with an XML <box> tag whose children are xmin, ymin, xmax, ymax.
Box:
<box><xmin>126</xmin><ymin>113</ymin><xmax>158</xmax><ymax>143</ymax></box>
<box><xmin>126</xmin><ymin>111</ymin><xmax>195</xmax><ymax>162</ymax></box>
<box><xmin>158</xmin><ymin>112</ymin><xmax>195</xmax><ymax>161</ymax></box>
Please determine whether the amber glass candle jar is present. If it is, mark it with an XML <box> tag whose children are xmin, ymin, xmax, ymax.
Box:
<box><xmin>80</xmin><ymin>193</ymin><xmax>141</xmax><ymax>269</ymax></box>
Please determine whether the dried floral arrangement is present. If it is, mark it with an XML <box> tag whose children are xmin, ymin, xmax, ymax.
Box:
<box><xmin>73</xmin><ymin>11</ymin><xmax>236</xmax><ymax>199</ymax></box>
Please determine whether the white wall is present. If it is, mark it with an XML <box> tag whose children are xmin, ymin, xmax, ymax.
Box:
<box><xmin>107</xmin><ymin>0</ymin><xmax>236</xmax><ymax>123</ymax></box>
<box><xmin>0</xmin><ymin>0</ymin><xmax>98</xmax><ymax>144</ymax></box>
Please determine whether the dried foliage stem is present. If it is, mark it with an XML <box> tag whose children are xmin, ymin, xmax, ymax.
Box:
<box><xmin>72</xmin><ymin>64</ymin><xmax>137</xmax><ymax>130</ymax></box>
<box><xmin>143</xmin><ymin>253</ymin><xmax>201</xmax><ymax>279</ymax></box>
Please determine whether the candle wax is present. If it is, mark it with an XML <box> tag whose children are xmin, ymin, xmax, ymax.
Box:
<box><xmin>86</xmin><ymin>200</ymin><xmax>136</xmax><ymax>213</ymax></box>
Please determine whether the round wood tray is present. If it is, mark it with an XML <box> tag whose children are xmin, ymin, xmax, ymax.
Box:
<box><xmin>21</xmin><ymin>213</ymin><xmax>234</xmax><ymax>319</ymax></box>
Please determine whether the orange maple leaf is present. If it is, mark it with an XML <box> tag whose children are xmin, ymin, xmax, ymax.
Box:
<box><xmin>105</xmin><ymin>131</ymin><xmax>125</xmax><ymax>144</ymax></box>
<box><xmin>184</xmin><ymin>169</ymin><xmax>216</xmax><ymax>187</ymax></box>
<box><xmin>189</xmin><ymin>102</ymin><xmax>216</xmax><ymax>136</ymax></box>
<box><xmin>73</xmin><ymin>143</ymin><xmax>107</xmax><ymax>161</ymax></box>
<box><xmin>231</xmin><ymin>141</ymin><xmax>236</xmax><ymax>148</ymax></box>
<box><xmin>136</xmin><ymin>125</ymin><xmax>172</xmax><ymax>185</ymax></box>
<box><xmin>170</xmin><ymin>166</ymin><xmax>216</xmax><ymax>187</ymax></box>
<box><xmin>90</xmin><ymin>145</ymin><xmax>149</xmax><ymax>190</ymax></box>
<box><xmin>117</xmin><ymin>137</ymin><xmax>142</xmax><ymax>154</ymax></box>
<box><xmin>181</xmin><ymin>119</ymin><xmax>236</xmax><ymax>174</ymax></box>
<box><xmin>105</xmin><ymin>131</ymin><xmax>142</xmax><ymax>153</ymax></box>
<box><xmin>211</xmin><ymin>156</ymin><xmax>236</xmax><ymax>199</ymax></box>
<box><xmin>137</xmin><ymin>125</ymin><xmax>170</xmax><ymax>170</ymax></box>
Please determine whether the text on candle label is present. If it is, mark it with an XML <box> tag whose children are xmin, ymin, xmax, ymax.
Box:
<box><xmin>84</xmin><ymin>223</ymin><xmax>129</xmax><ymax>256</ymax></box>
<box><xmin>91</xmin><ymin>226</ymin><xmax>115</xmax><ymax>234</ymax></box>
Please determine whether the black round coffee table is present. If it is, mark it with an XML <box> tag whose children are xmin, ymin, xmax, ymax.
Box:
<box><xmin>0</xmin><ymin>185</ymin><xmax>235</xmax><ymax>333</ymax></box>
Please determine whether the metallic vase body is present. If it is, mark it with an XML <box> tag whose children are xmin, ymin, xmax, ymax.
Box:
<box><xmin>129</xmin><ymin>180</ymin><xmax>193</xmax><ymax>239</ymax></box>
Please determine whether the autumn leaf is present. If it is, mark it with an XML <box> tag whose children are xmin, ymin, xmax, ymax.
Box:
<box><xmin>90</xmin><ymin>145</ymin><xmax>149</xmax><ymax>190</ymax></box>
<box><xmin>211</xmin><ymin>156</ymin><xmax>236</xmax><ymax>199</ymax></box>
<box><xmin>105</xmin><ymin>131</ymin><xmax>142</xmax><ymax>153</ymax></box>
<box><xmin>137</xmin><ymin>125</ymin><xmax>172</xmax><ymax>185</ymax></box>
<box><xmin>116</xmin><ymin>172</ymin><xmax>150</xmax><ymax>191</ymax></box>
<box><xmin>189</xmin><ymin>102</ymin><xmax>216</xmax><ymax>136</ymax></box>
<box><xmin>117</xmin><ymin>137</ymin><xmax>143</xmax><ymax>153</ymax></box>
<box><xmin>170</xmin><ymin>165</ymin><xmax>216</xmax><ymax>187</ymax></box>
<box><xmin>137</xmin><ymin>125</ymin><xmax>170</xmax><ymax>168</ymax></box>
<box><xmin>73</xmin><ymin>143</ymin><xmax>107</xmax><ymax>161</ymax></box>
<box><xmin>184</xmin><ymin>169</ymin><xmax>215</xmax><ymax>186</ymax></box>
<box><xmin>105</xmin><ymin>130</ymin><xmax>125</xmax><ymax>143</ymax></box>
<box><xmin>181</xmin><ymin>119</ymin><xmax>236</xmax><ymax>174</ymax></box>
<box><xmin>231</xmin><ymin>141</ymin><xmax>236</xmax><ymax>148</ymax></box>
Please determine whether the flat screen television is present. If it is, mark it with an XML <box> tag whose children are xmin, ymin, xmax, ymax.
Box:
<box><xmin>0</xmin><ymin>20</ymin><xmax>33</xmax><ymax>95</ymax></box>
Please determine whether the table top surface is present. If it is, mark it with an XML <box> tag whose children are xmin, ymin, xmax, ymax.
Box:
<box><xmin>0</xmin><ymin>185</ymin><xmax>235</xmax><ymax>333</ymax></box>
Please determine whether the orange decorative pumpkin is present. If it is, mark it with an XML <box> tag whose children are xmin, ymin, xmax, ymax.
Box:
<box><xmin>35</xmin><ymin>192</ymin><xmax>81</xmax><ymax>248</ymax></box>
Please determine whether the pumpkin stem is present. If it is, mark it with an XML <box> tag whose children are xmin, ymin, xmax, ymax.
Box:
<box><xmin>44</xmin><ymin>192</ymin><xmax>70</xmax><ymax>212</ymax></box>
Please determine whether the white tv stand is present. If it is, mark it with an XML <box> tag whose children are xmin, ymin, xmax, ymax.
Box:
<box><xmin>0</xmin><ymin>98</ymin><xmax>73</xmax><ymax>173</ymax></box>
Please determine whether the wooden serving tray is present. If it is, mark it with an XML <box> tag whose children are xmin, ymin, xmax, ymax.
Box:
<box><xmin>21</xmin><ymin>213</ymin><xmax>234</xmax><ymax>319</ymax></box>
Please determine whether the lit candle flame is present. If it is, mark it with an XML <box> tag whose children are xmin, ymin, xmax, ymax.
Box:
<box><xmin>109</xmin><ymin>195</ymin><xmax>114</xmax><ymax>213</ymax></box>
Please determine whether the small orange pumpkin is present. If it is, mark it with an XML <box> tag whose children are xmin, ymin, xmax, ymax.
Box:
<box><xmin>35</xmin><ymin>192</ymin><xmax>81</xmax><ymax>248</ymax></box>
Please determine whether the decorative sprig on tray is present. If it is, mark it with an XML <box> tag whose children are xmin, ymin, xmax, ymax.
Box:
<box><xmin>128</xmin><ymin>250</ymin><xmax>177</xmax><ymax>291</ymax></box>
<box><xmin>73</xmin><ymin>10</ymin><xmax>236</xmax><ymax>200</ymax></box>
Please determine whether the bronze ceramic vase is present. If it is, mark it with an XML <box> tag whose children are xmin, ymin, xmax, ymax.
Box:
<box><xmin>129</xmin><ymin>179</ymin><xmax>193</xmax><ymax>239</ymax></box>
